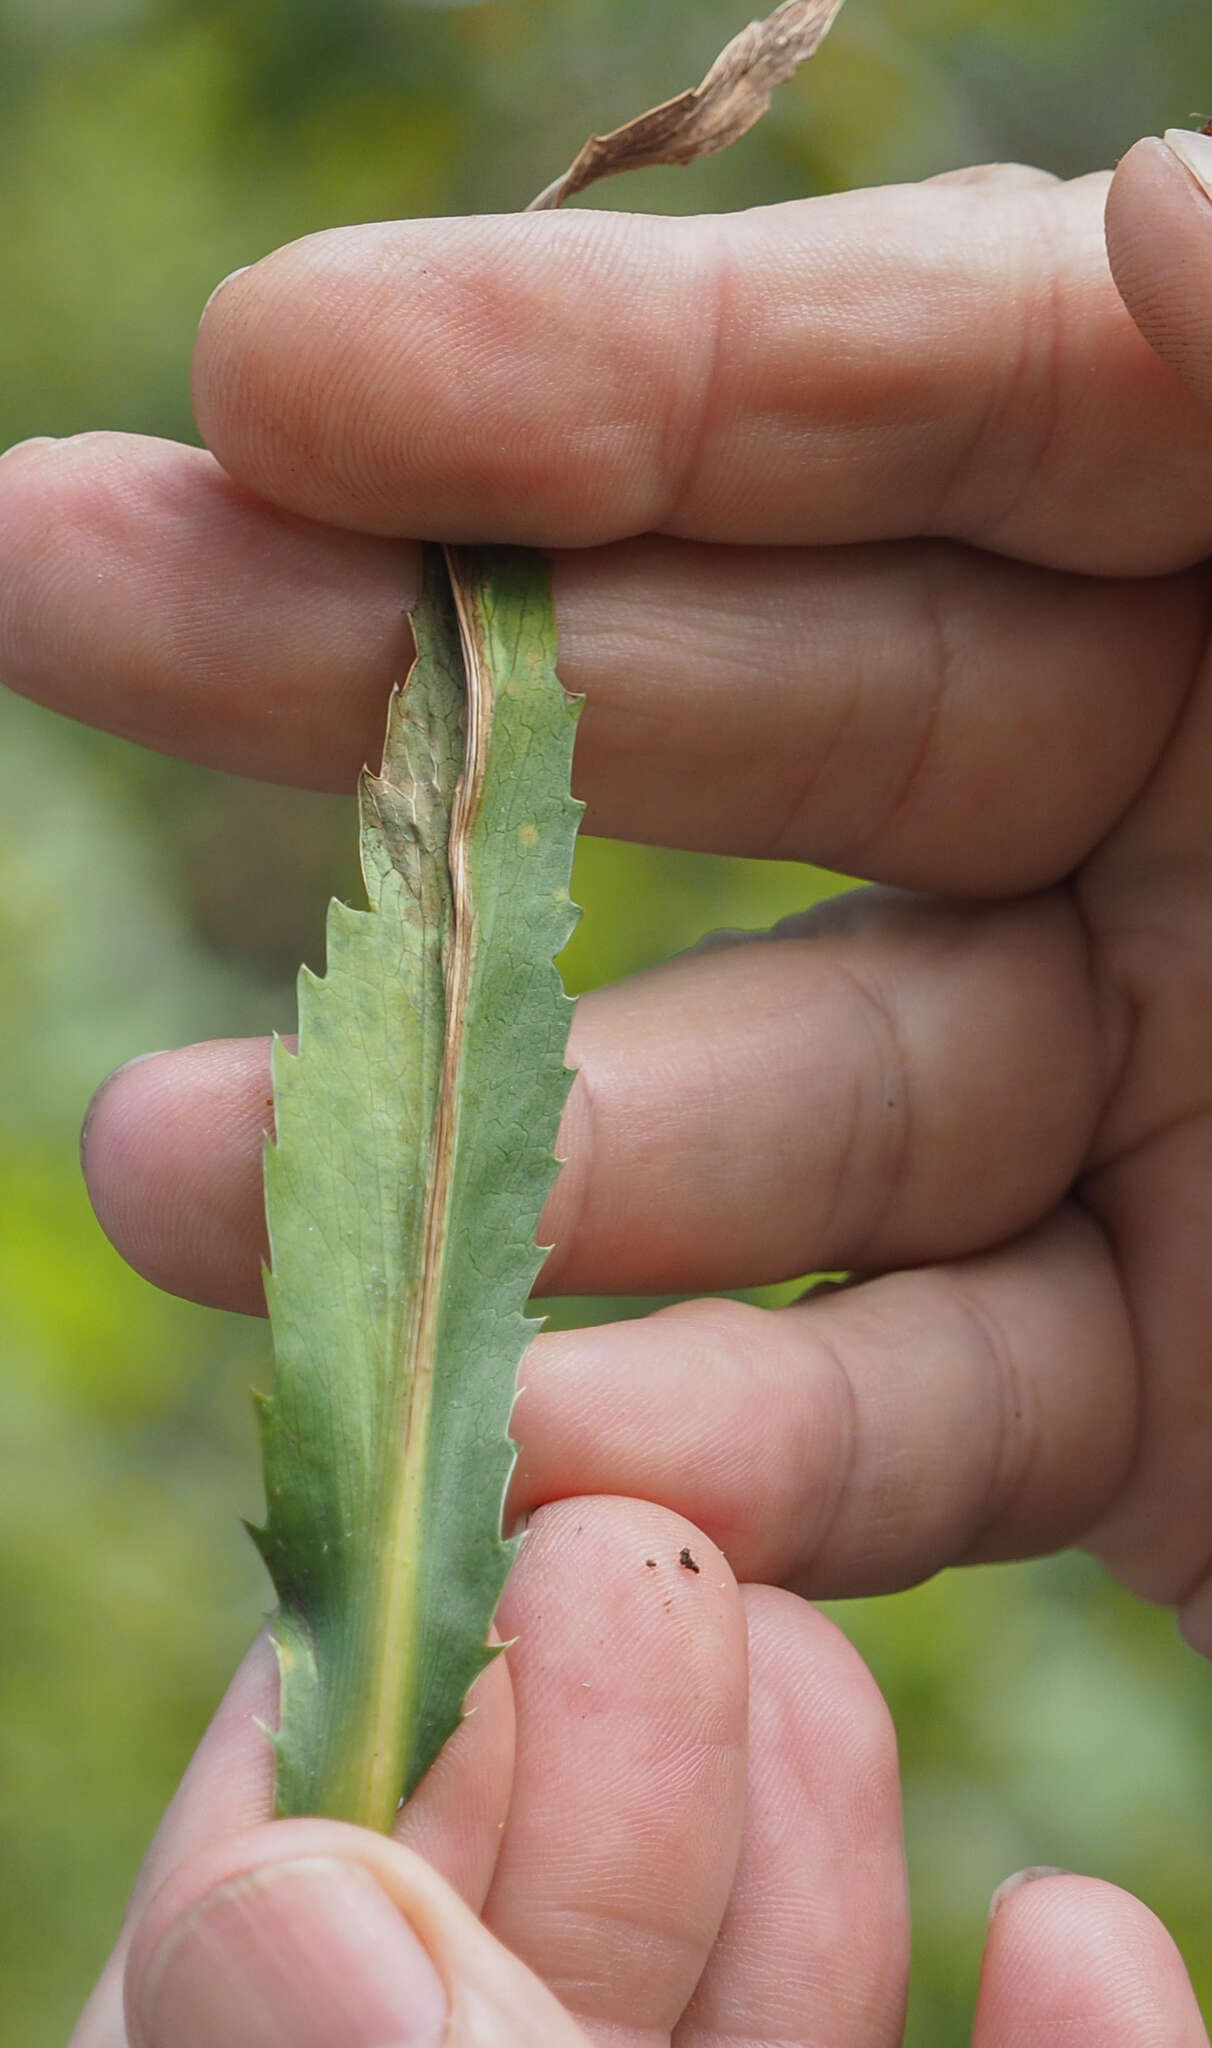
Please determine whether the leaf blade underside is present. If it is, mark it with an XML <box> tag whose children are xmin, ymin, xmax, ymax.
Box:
<box><xmin>257</xmin><ymin>545</ymin><xmax>581</xmax><ymax>1828</ymax></box>
<box><xmin>252</xmin><ymin>0</ymin><xmax>845</xmax><ymax>1831</ymax></box>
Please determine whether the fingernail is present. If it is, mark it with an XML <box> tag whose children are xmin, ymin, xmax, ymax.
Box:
<box><xmin>80</xmin><ymin>1050</ymin><xmax>168</xmax><ymax>1171</ymax></box>
<box><xmin>1163</xmin><ymin>128</ymin><xmax>1212</xmax><ymax>202</ymax></box>
<box><xmin>988</xmin><ymin>1865</ymin><xmax>1068</xmax><ymax>1924</ymax></box>
<box><xmin>201</xmin><ymin>263</ymin><xmax>251</xmax><ymax>321</ymax></box>
<box><xmin>0</xmin><ymin>435</ymin><xmax>57</xmax><ymax>465</ymax></box>
<box><xmin>132</xmin><ymin>1856</ymin><xmax>449</xmax><ymax>2048</ymax></box>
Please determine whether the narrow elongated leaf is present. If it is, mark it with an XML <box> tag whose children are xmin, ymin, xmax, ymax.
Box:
<box><xmin>256</xmin><ymin>545</ymin><xmax>581</xmax><ymax>1827</ymax></box>
<box><xmin>254</xmin><ymin>2</ymin><xmax>845</xmax><ymax>1831</ymax></box>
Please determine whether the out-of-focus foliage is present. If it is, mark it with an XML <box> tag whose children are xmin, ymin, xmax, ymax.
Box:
<box><xmin>0</xmin><ymin>2</ymin><xmax>1210</xmax><ymax>2041</ymax></box>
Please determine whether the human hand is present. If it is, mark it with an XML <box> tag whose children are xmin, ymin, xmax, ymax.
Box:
<box><xmin>70</xmin><ymin>1493</ymin><xmax>1206</xmax><ymax>2047</ymax></box>
<box><xmin>7</xmin><ymin>137</ymin><xmax>1212</xmax><ymax>1638</ymax></box>
<box><xmin>4</xmin><ymin>137</ymin><xmax>1211</xmax><ymax>2045</ymax></box>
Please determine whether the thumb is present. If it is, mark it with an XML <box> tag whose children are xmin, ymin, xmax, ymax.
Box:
<box><xmin>1106</xmin><ymin>130</ymin><xmax>1212</xmax><ymax>409</ymax></box>
<box><xmin>123</xmin><ymin>1817</ymin><xmax>588</xmax><ymax>2048</ymax></box>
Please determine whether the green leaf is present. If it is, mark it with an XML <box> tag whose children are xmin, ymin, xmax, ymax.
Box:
<box><xmin>254</xmin><ymin>544</ymin><xmax>582</xmax><ymax>1828</ymax></box>
<box><xmin>249</xmin><ymin>0</ymin><xmax>848</xmax><ymax>1830</ymax></box>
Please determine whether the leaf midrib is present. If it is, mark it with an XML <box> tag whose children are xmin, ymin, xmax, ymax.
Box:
<box><xmin>359</xmin><ymin>551</ymin><xmax>493</xmax><ymax>1827</ymax></box>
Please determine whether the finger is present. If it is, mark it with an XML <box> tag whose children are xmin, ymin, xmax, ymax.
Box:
<box><xmin>192</xmin><ymin>174</ymin><xmax>1212</xmax><ymax>575</ymax></box>
<box><xmin>510</xmin><ymin>1206</ymin><xmax>1136</xmax><ymax>1596</ymax></box>
<box><xmin>675</xmin><ymin>1587</ymin><xmax>908</xmax><ymax>2047</ymax></box>
<box><xmin>1081</xmin><ymin>1119</ymin><xmax>1212</xmax><ymax>1627</ymax></box>
<box><xmin>974</xmin><ymin>1872</ymin><xmax>1208</xmax><ymax>2046</ymax></box>
<box><xmin>925</xmin><ymin>163</ymin><xmax>1060</xmax><ymax>191</ymax></box>
<box><xmin>71</xmin><ymin>1637</ymin><xmax>279</xmax><ymax>2048</ymax></box>
<box><xmin>122</xmin><ymin>1819</ymin><xmax>588</xmax><ymax>2048</ymax></box>
<box><xmin>1107</xmin><ymin>134</ymin><xmax>1212</xmax><ymax>414</ymax></box>
<box><xmin>95</xmin><ymin>1499</ymin><xmax>749</xmax><ymax>2047</ymax></box>
<box><xmin>1099</xmin><ymin>132</ymin><xmax>1212</xmax><ymax>1646</ymax></box>
<box><xmin>73</xmin><ymin>1636</ymin><xmax>515</xmax><ymax>2048</ymax></box>
<box><xmin>554</xmin><ymin>536</ymin><xmax>1199</xmax><ymax>890</ymax></box>
<box><xmin>2</xmin><ymin>438</ymin><xmax>1199</xmax><ymax>890</ymax></box>
<box><xmin>0</xmin><ymin>434</ymin><xmax>416</xmax><ymax>791</ymax></box>
<box><xmin>153</xmin><ymin>1640</ymin><xmax>512</xmax><ymax>1906</ymax></box>
<box><xmin>1067</xmin><ymin>521</ymin><xmax>1212</xmax><ymax>1616</ymax></box>
<box><xmin>482</xmin><ymin>1497</ymin><xmax>749</xmax><ymax>2041</ymax></box>
<box><xmin>81</xmin><ymin>889</ymin><xmax>1106</xmax><ymax>1312</ymax></box>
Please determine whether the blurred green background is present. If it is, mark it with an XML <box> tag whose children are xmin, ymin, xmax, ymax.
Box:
<box><xmin>2</xmin><ymin>1</ymin><xmax>1211</xmax><ymax>2040</ymax></box>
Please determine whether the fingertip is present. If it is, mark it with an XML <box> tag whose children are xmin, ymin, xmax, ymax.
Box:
<box><xmin>191</xmin><ymin>213</ymin><xmax>691</xmax><ymax>544</ymax></box>
<box><xmin>125</xmin><ymin>1824</ymin><xmax>450</xmax><ymax>2048</ymax></box>
<box><xmin>390</xmin><ymin>1647</ymin><xmax>516</xmax><ymax>1911</ymax></box>
<box><xmin>80</xmin><ymin>1049</ymin><xmax>168</xmax><ymax>1172</ymax></box>
<box><xmin>680</xmin><ymin>1583</ymin><xmax>908</xmax><ymax>2048</ymax></box>
<box><xmin>742</xmin><ymin>1581</ymin><xmax>901</xmax><ymax>1793</ymax></box>
<box><xmin>987</xmin><ymin>1864</ymin><xmax>1068</xmax><ymax>1924</ymax></box>
<box><xmin>81</xmin><ymin>1040</ymin><xmax>273</xmax><ymax>1315</ymax></box>
<box><xmin>0</xmin><ymin>431</ymin><xmax>58</xmax><ymax>469</ymax></box>
<box><xmin>1106</xmin><ymin>134</ymin><xmax>1197</xmax><ymax>266</ymax></box>
<box><xmin>1107</xmin><ymin>133</ymin><xmax>1212</xmax><ymax>413</ymax></box>
<box><xmin>126</xmin><ymin>1819</ymin><xmax>586</xmax><ymax>2048</ymax></box>
<box><xmin>977</xmin><ymin>1871</ymin><xmax>1207</xmax><ymax>2046</ymax></box>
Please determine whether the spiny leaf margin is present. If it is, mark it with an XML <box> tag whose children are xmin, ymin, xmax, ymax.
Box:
<box><xmin>254</xmin><ymin>545</ymin><xmax>581</xmax><ymax>1827</ymax></box>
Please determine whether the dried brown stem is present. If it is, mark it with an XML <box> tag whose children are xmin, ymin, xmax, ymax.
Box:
<box><xmin>529</xmin><ymin>0</ymin><xmax>847</xmax><ymax>212</ymax></box>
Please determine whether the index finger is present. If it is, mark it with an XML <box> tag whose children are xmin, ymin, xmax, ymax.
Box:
<box><xmin>194</xmin><ymin>169</ymin><xmax>1212</xmax><ymax>577</ymax></box>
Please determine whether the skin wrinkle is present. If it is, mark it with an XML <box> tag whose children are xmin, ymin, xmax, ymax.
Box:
<box><xmin>948</xmin><ymin>1270</ymin><xmax>1048</xmax><ymax>1562</ymax></box>
<box><xmin>541</xmin><ymin>1887</ymin><xmax>718</xmax><ymax>1976</ymax></box>
<box><xmin>994</xmin><ymin>188</ymin><xmax>1069</xmax><ymax>553</ymax></box>
<box><xmin>672</xmin><ymin>1592</ymin><xmax>907</xmax><ymax>2048</ymax></box>
<box><xmin>814</xmin><ymin>186</ymin><xmax>1069</xmax><ymax>557</ymax></box>
<box><xmin>222</xmin><ymin>215</ymin><xmax>698</xmax><ymax>544</ymax></box>
<box><xmin>82</xmin><ymin>892</ymin><xmax>1097</xmax><ymax>1310</ymax></box>
<box><xmin>687</xmin><ymin>1307</ymin><xmax>809</xmax><ymax>1567</ymax></box>
<box><xmin>925</xmin><ymin>239</ymin><xmax>1028</xmax><ymax>543</ymax></box>
<box><xmin>1082</xmin><ymin>892</ymin><xmax>1212</xmax><ymax>1167</ymax></box>
<box><xmin>856</xmin><ymin>540</ymin><xmax>953</xmax><ymax>859</ymax></box>
<box><xmin>755</xmin><ymin>626</ymin><xmax>866</xmax><ymax>865</ymax></box>
<box><xmin>1068</xmin><ymin>1188</ymin><xmax>1147</xmax><ymax>1557</ymax></box>
<box><xmin>943</xmin><ymin>182</ymin><xmax>1074</xmax><ymax>553</ymax></box>
<box><xmin>1076</xmin><ymin>589</ymin><xmax>1212</xmax><ymax>1159</ymax></box>
<box><xmin>1089</xmin><ymin>1088</ymin><xmax>1212</xmax><ymax>1186</ymax></box>
<box><xmin>797</xmin><ymin>1024</ymin><xmax>866</xmax><ymax>1264</ymax></box>
<box><xmin>654</xmin><ymin>215</ymin><xmax>735</xmax><ymax>539</ymax></box>
<box><xmin>781</xmin><ymin>1314</ymin><xmax>860</xmax><ymax>1591</ymax></box>
<box><xmin>1068</xmin><ymin>908</ymin><xmax>1151</xmax><ymax>1178</ymax></box>
<box><xmin>824</xmin><ymin>958</ymin><xmax>915</xmax><ymax>1272</ymax></box>
<box><xmin>0</xmin><ymin>436</ymin><xmax>1198</xmax><ymax>868</ymax></box>
<box><xmin>1080</xmin><ymin>1106</ymin><xmax>1212</xmax><ymax>1590</ymax></box>
<box><xmin>194</xmin><ymin>179</ymin><xmax>1203</xmax><ymax>552</ymax></box>
<box><xmin>782</xmin><ymin>1228</ymin><xmax>1121</xmax><ymax>1581</ymax></box>
<box><xmin>792</xmin><ymin>1277</ymin><xmax>964</xmax><ymax>1590</ymax></box>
